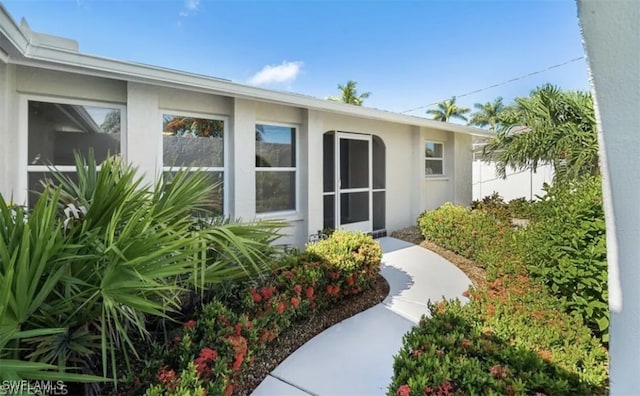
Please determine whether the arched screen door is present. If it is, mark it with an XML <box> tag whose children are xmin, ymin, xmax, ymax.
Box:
<box><xmin>336</xmin><ymin>132</ymin><xmax>372</xmax><ymax>232</ymax></box>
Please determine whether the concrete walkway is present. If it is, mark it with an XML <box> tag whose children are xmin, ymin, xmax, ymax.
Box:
<box><xmin>252</xmin><ymin>237</ymin><xmax>471</xmax><ymax>396</ymax></box>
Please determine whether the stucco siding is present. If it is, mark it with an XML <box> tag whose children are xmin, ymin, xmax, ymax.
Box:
<box><xmin>158</xmin><ymin>87</ymin><xmax>232</xmax><ymax>116</ymax></box>
<box><xmin>454</xmin><ymin>133</ymin><xmax>472</xmax><ymax>205</ymax></box>
<box><xmin>256</xmin><ymin>102</ymin><xmax>303</xmax><ymax>125</ymax></box>
<box><xmin>317</xmin><ymin>112</ymin><xmax>419</xmax><ymax>233</ymax></box>
<box><xmin>15</xmin><ymin>66</ymin><xmax>126</xmax><ymax>103</ymax></box>
<box><xmin>0</xmin><ymin>64</ymin><xmax>475</xmax><ymax>248</ymax></box>
<box><xmin>421</xmin><ymin>127</ymin><xmax>455</xmax><ymax>212</ymax></box>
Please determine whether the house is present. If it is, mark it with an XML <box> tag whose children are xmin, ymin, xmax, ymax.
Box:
<box><xmin>0</xmin><ymin>5</ymin><xmax>489</xmax><ymax>247</ymax></box>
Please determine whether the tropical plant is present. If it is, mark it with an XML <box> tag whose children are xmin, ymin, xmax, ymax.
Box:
<box><xmin>426</xmin><ymin>96</ymin><xmax>471</xmax><ymax>123</ymax></box>
<box><xmin>468</xmin><ymin>97</ymin><xmax>506</xmax><ymax>131</ymax></box>
<box><xmin>327</xmin><ymin>80</ymin><xmax>371</xmax><ymax>106</ymax></box>
<box><xmin>482</xmin><ymin>84</ymin><xmax>599</xmax><ymax>181</ymax></box>
<box><xmin>0</xmin><ymin>189</ymin><xmax>105</xmax><ymax>382</ymax></box>
<box><xmin>2</xmin><ymin>151</ymin><xmax>282</xmax><ymax>387</ymax></box>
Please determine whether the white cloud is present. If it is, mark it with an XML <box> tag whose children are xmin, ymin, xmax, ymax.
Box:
<box><xmin>248</xmin><ymin>61</ymin><xmax>303</xmax><ymax>86</ymax></box>
<box><xmin>185</xmin><ymin>0</ymin><xmax>200</xmax><ymax>11</ymax></box>
<box><xmin>179</xmin><ymin>11</ymin><xmax>188</xmax><ymax>17</ymax></box>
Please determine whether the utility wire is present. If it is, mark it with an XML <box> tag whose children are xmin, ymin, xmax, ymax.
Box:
<box><xmin>401</xmin><ymin>56</ymin><xmax>586</xmax><ymax>114</ymax></box>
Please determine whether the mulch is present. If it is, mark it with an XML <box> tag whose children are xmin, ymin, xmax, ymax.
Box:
<box><xmin>237</xmin><ymin>275</ymin><xmax>390</xmax><ymax>395</ymax></box>
<box><xmin>239</xmin><ymin>228</ymin><xmax>487</xmax><ymax>394</ymax></box>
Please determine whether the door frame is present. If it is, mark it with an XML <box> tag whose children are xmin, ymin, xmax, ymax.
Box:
<box><xmin>335</xmin><ymin>132</ymin><xmax>372</xmax><ymax>232</ymax></box>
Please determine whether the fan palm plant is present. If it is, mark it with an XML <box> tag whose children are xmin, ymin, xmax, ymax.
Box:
<box><xmin>5</xmin><ymin>151</ymin><xmax>282</xmax><ymax>386</ymax></box>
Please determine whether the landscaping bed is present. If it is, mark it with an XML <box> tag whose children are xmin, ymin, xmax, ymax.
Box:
<box><xmin>388</xmin><ymin>182</ymin><xmax>609</xmax><ymax>395</ymax></box>
<box><xmin>235</xmin><ymin>274</ymin><xmax>389</xmax><ymax>394</ymax></box>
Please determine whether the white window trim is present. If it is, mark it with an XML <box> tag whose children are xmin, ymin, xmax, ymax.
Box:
<box><xmin>21</xmin><ymin>94</ymin><xmax>127</xmax><ymax>206</ymax></box>
<box><xmin>424</xmin><ymin>140</ymin><xmax>445</xmax><ymax>178</ymax></box>
<box><xmin>160</xmin><ymin>109</ymin><xmax>229</xmax><ymax>217</ymax></box>
<box><xmin>255</xmin><ymin>121</ymin><xmax>299</xmax><ymax>218</ymax></box>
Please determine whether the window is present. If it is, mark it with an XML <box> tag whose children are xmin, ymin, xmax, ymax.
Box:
<box><xmin>27</xmin><ymin>99</ymin><xmax>123</xmax><ymax>206</ymax></box>
<box><xmin>162</xmin><ymin>112</ymin><xmax>225</xmax><ymax>215</ymax></box>
<box><xmin>425</xmin><ymin>141</ymin><xmax>444</xmax><ymax>176</ymax></box>
<box><xmin>255</xmin><ymin>124</ymin><xmax>296</xmax><ymax>214</ymax></box>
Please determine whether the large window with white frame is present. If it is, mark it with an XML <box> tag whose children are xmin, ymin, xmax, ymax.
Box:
<box><xmin>27</xmin><ymin>98</ymin><xmax>124</xmax><ymax>207</ymax></box>
<box><xmin>162</xmin><ymin>112</ymin><xmax>226</xmax><ymax>215</ymax></box>
<box><xmin>425</xmin><ymin>141</ymin><xmax>444</xmax><ymax>176</ymax></box>
<box><xmin>255</xmin><ymin>123</ymin><xmax>297</xmax><ymax>214</ymax></box>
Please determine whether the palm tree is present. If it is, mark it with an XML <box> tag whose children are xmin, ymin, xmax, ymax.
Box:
<box><xmin>327</xmin><ymin>80</ymin><xmax>371</xmax><ymax>106</ymax></box>
<box><xmin>468</xmin><ymin>97</ymin><xmax>505</xmax><ymax>131</ymax></box>
<box><xmin>482</xmin><ymin>84</ymin><xmax>599</xmax><ymax>181</ymax></box>
<box><xmin>426</xmin><ymin>97</ymin><xmax>471</xmax><ymax>122</ymax></box>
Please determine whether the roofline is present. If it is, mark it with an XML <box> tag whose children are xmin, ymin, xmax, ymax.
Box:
<box><xmin>0</xmin><ymin>4</ymin><xmax>492</xmax><ymax>138</ymax></box>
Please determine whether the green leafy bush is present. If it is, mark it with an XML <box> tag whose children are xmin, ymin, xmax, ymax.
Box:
<box><xmin>418</xmin><ymin>203</ymin><xmax>508</xmax><ymax>264</ymax></box>
<box><xmin>306</xmin><ymin>231</ymin><xmax>382</xmax><ymax>292</ymax></box>
<box><xmin>471</xmin><ymin>192</ymin><xmax>511</xmax><ymax>221</ymax></box>
<box><xmin>522</xmin><ymin>176</ymin><xmax>608</xmax><ymax>341</ymax></box>
<box><xmin>391</xmin><ymin>199</ymin><xmax>608</xmax><ymax>395</ymax></box>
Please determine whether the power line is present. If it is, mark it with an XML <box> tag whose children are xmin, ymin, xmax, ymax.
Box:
<box><xmin>401</xmin><ymin>56</ymin><xmax>586</xmax><ymax>114</ymax></box>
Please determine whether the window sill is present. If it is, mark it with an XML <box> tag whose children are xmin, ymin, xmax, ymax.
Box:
<box><xmin>256</xmin><ymin>211</ymin><xmax>303</xmax><ymax>222</ymax></box>
<box><xmin>424</xmin><ymin>176</ymin><xmax>449</xmax><ymax>181</ymax></box>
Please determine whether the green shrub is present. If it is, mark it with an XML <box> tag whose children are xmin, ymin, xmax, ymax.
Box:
<box><xmin>507</xmin><ymin>197</ymin><xmax>537</xmax><ymax>219</ymax></box>
<box><xmin>391</xmin><ymin>198</ymin><xmax>608</xmax><ymax>395</ymax></box>
<box><xmin>305</xmin><ymin>231</ymin><xmax>382</xmax><ymax>292</ymax></box>
<box><xmin>389</xmin><ymin>288</ymin><xmax>608</xmax><ymax>396</ymax></box>
<box><xmin>418</xmin><ymin>203</ymin><xmax>508</xmax><ymax>264</ymax></box>
<box><xmin>471</xmin><ymin>192</ymin><xmax>511</xmax><ymax>221</ymax></box>
<box><xmin>522</xmin><ymin>176</ymin><xmax>608</xmax><ymax>341</ymax></box>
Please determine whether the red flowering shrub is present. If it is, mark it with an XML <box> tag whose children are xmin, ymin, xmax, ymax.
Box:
<box><xmin>128</xmin><ymin>231</ymin><xmax>382</xmax><ymax>395</ymax></box>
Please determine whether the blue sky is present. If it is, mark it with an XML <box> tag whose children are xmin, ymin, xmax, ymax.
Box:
<box><xmin>2</xmin><ymin>0</ymin><xmax>590</xmax><ymax>121</ymax></box>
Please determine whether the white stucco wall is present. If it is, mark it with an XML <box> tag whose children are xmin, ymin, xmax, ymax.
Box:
<box><xmin>578</xmin><ymin>1</ymin><xmax>640</xmax><ymax>394</ymax></box>
<box><xmin>472</xmin><ymin>162</ymin><xmax>554</xmax><ymax>201</ymax></box>
<box><xmin>0</xmin><ymin>64</ymin><xmax>475</xmax><ymax>248</ymax></box>
<box><xmin>316</xmin><ymin>112</ymin><xmax>422</xmax><ymax>233</ymax></box>
<box><xmin>421</xmin><ymin>128</ymin><xmax>455</xmax><ymax>211</ymax></box>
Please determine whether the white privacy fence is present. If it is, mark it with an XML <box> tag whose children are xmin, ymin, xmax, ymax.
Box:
<box><xmin>472</xmin><ymin>160</ymin><xmax>554</xmax><ymax>201</ymax></box>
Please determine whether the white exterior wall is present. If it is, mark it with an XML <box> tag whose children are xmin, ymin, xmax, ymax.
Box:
<box><xmin>453</xmin><ymin>133</ymin><xmax>472</xmax><ymax>205</ymax></box>
<box><xmin>316</xmin><ymin>112</ymin><xmax>421</xmax><ymax>233</ymax></box>
<box><xmin>472</xmin><ymin>162</ymin><xmax>554</xmax><ymax>201</ymax></box>
<box><xmin>0</xmin><ymin>64</ymin><xmax>475</xmax><ymax>248</ymax></box>
<box><xmin>579</xmin><ymin>1</ymin><xmax>640</xmax><ymax>393</ymax></box>
<box><xmin>421</xmin><ymin>128</ymin><xmax>455</xmax><ymax>211</ymax></box>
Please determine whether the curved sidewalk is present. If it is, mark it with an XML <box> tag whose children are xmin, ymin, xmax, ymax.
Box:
<box><xmin>252</xmin><ymin>237</ymin><xmax>471</xmax><ymax>396</ymax></box>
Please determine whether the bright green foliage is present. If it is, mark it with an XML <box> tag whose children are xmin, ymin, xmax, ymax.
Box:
<box><xmin>306</xmin><ymin>231</ymin><xmax>382</xmax><ymax>290</ymax></box>
<box><xmin>522</xmin><ymin>177</ymin><xmax>608</xmax><ymax>341</ymax></box>
<box><xmin>391</xmin><ymin>199</ymin><xmax>608</xmax><ymax>395</ymax></box>
<box><xmin>0</xmin><ymin>190</ymin><xmax>105</xmax><ymax>382</ymax></box>
<box><xmin>389</xmin><ymin>293</ymin><xmax>608</xmax><ymax>395</ymax></box>
<box><xmin>483</xmin><ymin>84</ymin><xmax>599</xmax><ymax>182</ymax></box>
<box><xmin>126</xmin><ymin>231</ymin><xmax>382</xmax><ymax>395</ymax></box>
<box><xmin>417</xmin><ymin>203</ymin><xmax>508</xmax><ymax>264</ymax></box>
<box><xmin>0</xmin><ymin>152</ymin><xmax>281</xmax><ymax>386</ymax></box>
